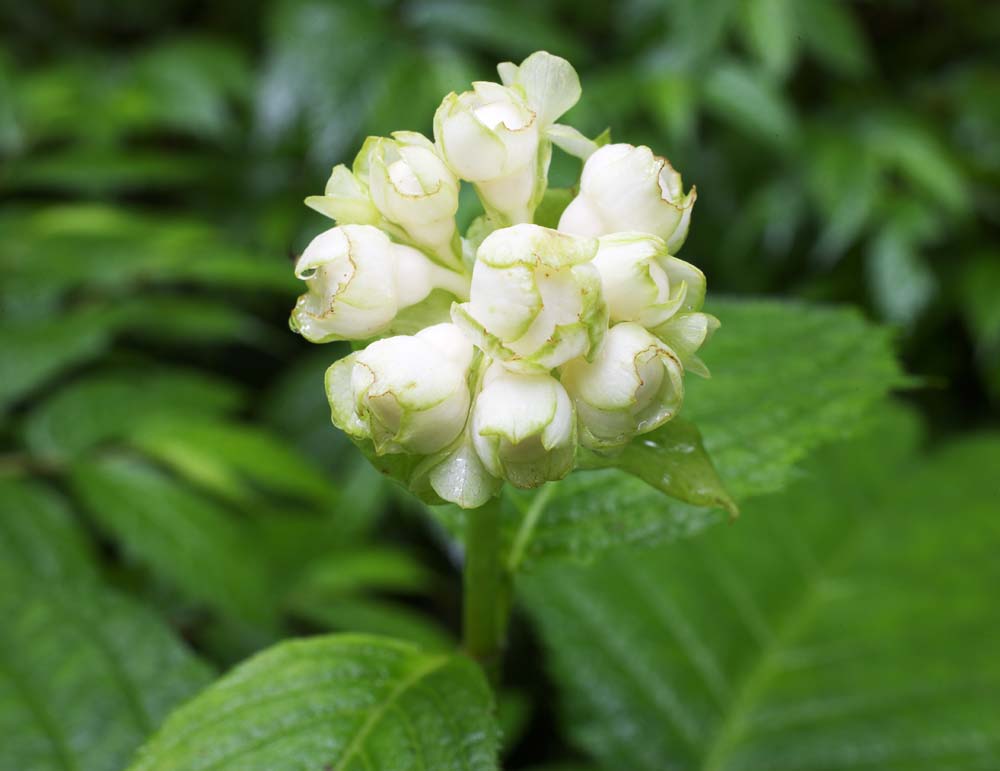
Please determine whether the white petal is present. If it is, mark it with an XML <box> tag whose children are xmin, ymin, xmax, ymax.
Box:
<box><xmin>435</xmin><ymin>94</ymin><xmax>508</xmax><ymax>181</ymax></box>
<box><xmin>557</xmin><ymin>194</ymin><xmax>607</xmax><ymax>237</ymax></box>
<box><xmin>504</xmin><ymin>51</ymin><xmax>581</xmax><ymax>126</ymax></box>
<box><xmin>471</xmin><ymin>367</ymin><xmax>576</xmax><ymax>487</ymax></box>
<box><xmin>416</xmin><ymin>322</ymin><xmax>475</xmax><ymax>372</ymax></box>
<box><xmin>591</xmin><ymin>233</ymin><xmax>671</xmax><ymax>323</ymax></box>
<box><xmin>291</xmin><ymin>226</ymin><xmax>397</xmax><ymax>342</ymax></box>
<box><xmin>353</xmin><ymin>333</ymin><xmax>471</xmax><ymax>455</ymax></box>
<box><xmin>392</xmin><ymin>244</ymin><xmax>449</xmax><ymax>308</ymax></box>
<box><xmin>428</xmin><ymin>439</ymin><xmax>500</xmax><ymax>509</ymax></box>
<box><xmin>462</xmin><ymin>261</ymin><xmax>541</xmax><ymax>341</ymax></box>
<box><xmin>474</xmin><ymin>367</ymin><xmax>559</xmax><ymax>444</ymax></box>
<box><xmin>562</xmin><ymin>322</ymin><xmax>685</xmax><ymax>448</ymax></box>
<box><xmin>477</xmin><ymin>223</ymin><xmax>598</xmax><ymax>269</ymax></box>
<box><xmin>573</xmin><ymin>143</ymin><xmax>696</xmax><ymax>244</ymax></box>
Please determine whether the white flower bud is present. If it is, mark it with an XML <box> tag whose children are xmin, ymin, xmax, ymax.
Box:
<box><xmin>559</xmin><ymin>143</ymin><xmax>697</xmax><ymax>252</ymax></box>
<box><xmin>452</xmin><ymin>224</ymin><xmax>607</xmax><ymax>374</ymax></box>
<box><xmin>652</xmin><ymin>312</ymin><xmax>720</xmax><ymax>379</ymax></box>
<box><xmin>358</xmin><ymin>132</ymin><xmax>462</xmax><ymax>268</ymax></box>
<box><xmin>472</xmin><ymin>365</ymin><xmax>576</xmax><ymax>488</ymax></box>
<box><xmin>434</xmin><ymin>81</ymin><xmax>539</xmax><ymax>224</ymax></box>
<box><xmin>592</xmin><ymin>232</ymin><xmax>707</xmax><ymax>328</ymax></box>
<box><xmin>326</xmin><ymin>323</ymin><xmax>474</xmax><ymax>456</ymax></box>
<box><xmin>435</xmin><ymin>51</ymin><xmax>583</xmax><ymax>224</ymax></box>
<box><xmin>562</xmin><ymin>322</ymin><xmax>685</xmax><ymax>449</ymax></box>
<box><xmin>291</xmin><ymin>225</ymin><xmax>468</xmax><ymax>343</ymax></box>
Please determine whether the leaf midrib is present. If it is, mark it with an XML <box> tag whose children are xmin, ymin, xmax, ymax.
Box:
<box><xmin>333</xmin><ymin>652</ymin><xmax>451</xmax><ymax>771</ymax></box>
<box><xmin>700</xmin><ymin>517</ymin><xmax>866</xmax><ymax>771</ymax></box>
<box><xmin>0</xmin><ymin>647</ymin><xmax>79</xmax><ymax>771</ymax></box>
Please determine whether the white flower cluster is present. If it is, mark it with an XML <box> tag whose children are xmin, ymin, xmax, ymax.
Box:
<box><xmin>290</xmin><ymin>51</ymin><xmax>718</xmax><ymax>508</ymax></box>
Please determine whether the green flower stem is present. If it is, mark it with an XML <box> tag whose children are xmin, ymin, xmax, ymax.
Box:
<box><xmin>463</xmin><ymin>494</ymin><xmax>505</xmax><ymax>683</ymax></box>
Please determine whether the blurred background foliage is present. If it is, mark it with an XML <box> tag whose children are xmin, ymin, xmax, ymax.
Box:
<box><xmin>1</xmin><ymin>0</ymin><xmax>998</xmax><ymax>768</ymax></box>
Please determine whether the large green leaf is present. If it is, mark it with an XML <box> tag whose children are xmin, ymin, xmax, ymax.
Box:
<box><xmin>741</xmin><ymin>0</ymin><xmax>797</xmax><ymax>77</ymax></box>
<box><xmin>129</xmin><ymin>416</ymin><xmax>337</xmax><ymax>507</ymax></box>
<box><xmin>70</xmin><ymin>456</ymin><xmax>274</xmax><ymax>622</ymax></box>
<box><xmin>0</xmin><ymin>567</ymin><xmax>213</xmax><ymax>771</ymax></box>
<box><xmin>685</xmin><ymin>299</ymin><xmax>905</xmax><ymax>496</ymax></box>
<box><xmin>23</xmin><ymin>369</ymin><xmax>244</xmax><ymax>461</ymax></box>
<box><xmin>703</xmin><ymin>63</ymin><xmax>797</xmax><ymax>147</ymax></box>
<box><xmin>521</xmin><ymin>410</ymin><xmax>1000</xmax><ymax>770</ymax></box>
<box><xmin>453</xmin><ymin>299</ymin><xmax>905</xmax><ymax>568</ymax></box>
<box><xmin>129</xmin><ymin>634</ymin><xmax>499</xmax><ymax>771</ymax></box>
<box><xmin>0</xmin><ymin>310</ymin><xmax>117</xmax><ymax>412</ymax></box>
<box><xmin>0</xmin><ymin>205</ymin><xmax>294</xmax><ymax>316</ymax></box>
<box><xmin>0</xmin><ymin>478</ymin><xmax>95</xmax><ymax>580</ymax></box>
<box><xmin>289</xmin><ymin>598</ymin><xmax>455</xmax><ymax>653</ymax></box>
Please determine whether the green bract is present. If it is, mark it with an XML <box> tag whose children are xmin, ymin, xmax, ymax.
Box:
<box><xmin>290</xmin><ymin>50</ymin><xmax>721</xmax><ymax>507</ymax></box>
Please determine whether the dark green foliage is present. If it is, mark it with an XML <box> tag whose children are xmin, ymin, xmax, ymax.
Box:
<box><xmin>0</xmin><ymin>566</ymin><xmax>214</xmax><ymax>771</ymax></box>
<box><xmin>432</xmin><ymin>299</ymin><xmax>905</xmax><ymax>568</ymax></box>
<box><xmin>0</xmin><ymin>1</ymin><xmax>996</xmax><ymax>769</ymax></box>
<box><xmin>521</xmin><ymin>409</ymin><xmax>1000</xmax><ymax>769</ymax></box>
<box><xmin>128</xmin><ymin>635</ymin><xmax>498</xmax><ymax>771</ymax></box>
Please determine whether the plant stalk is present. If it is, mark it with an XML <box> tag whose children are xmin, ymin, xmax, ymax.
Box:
<box><xmin>462</xmin><ymin>494</ymin><xmax>505</xmax><ymax>683</ymax></box>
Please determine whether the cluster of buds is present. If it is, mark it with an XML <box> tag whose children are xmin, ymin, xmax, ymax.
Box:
<box><xmin>291</xmin><ymin>51</ymin><xmax>718</xmax><ymax>508</ymax></box>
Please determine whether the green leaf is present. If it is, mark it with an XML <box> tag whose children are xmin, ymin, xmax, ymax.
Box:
<box><xmin>290</xmin><ymin>598</ymin><xmax>455</xmax><ymax>652</ymax></box>
<box><xmin>117</xmin><ymin>297</ymin><xmax>279</xmax><ymax>347</ymax></box>
<box><xmin>70</xmin><ymin>456</ymin><xmax>274</xmax><ymax>622</ymax></box>
<box><xmin>0</xmin><ymin>567</ymin><xmax>213</xmax><ymax>771</ymax></box>
<box><xmin>129</xmin><ymin>634</ymin><xmax>499</xmax><ymax>771</ymax></box>
<box><xmin>4</xmin><ymin>148</ymin><xmax>209</xmax><ymax>195</ymax></box>
<box><xmin>703</xmin><ymin>62</ymin><xmax>797</xmax><ymax>146</ymax></box>
<box><xmin>129</xmin><ymin>416</ymin><xmax>336</xmax><ymax>507</ymax></box>
<box><xmin>404</xmin><ymin>1</ymin><xmax>585</xmax><ymax>61</ymax></box>
<box><xmin>866</xmin><ymin>116</ymin><xmax>970</xmax><ymax>214</ymax></box>
<box><xmin>0</xmin><ymin>310</ymin><xmax>118</xmax><ymax>412</ymax></box>
<box><xmin>866</xmin><ymin>227</ymin><xmax>936</xmax><ymax>326</ymax></box>
<box><xmin>666</xmin><ymin>0</ymin><xmax>740</xmax><ymax>65</ymax></box>
<box><xmin>960</xmin><ymin>251</ymin><xmax>1000</xmax><ymax>349</ymax></box>
<box><xmin>0</xmin><ymin>205</ymin><xmax>294</xmax><ymax>314</ymax></box>
<box><xmin>257</xmin><ymin>0</ymin><xmax>386</xmax><ymax>161</ymax></box>
<box><xmin>794</xmin><ymin>0</ymin><xmax>871</xmax><ymax>77</ymax></box>
<box><xmin>129</xmin><ymin>38</ymin><xmax>252</xmax><ymax>139</ymax></box>
<box><xmin>475</xmin><ymin>299</ymin><xmax>906</xmax><ymax>567</ymax></box>
<box><xmin>0</xmin><ymin>478</ymin><xmax>95</xmax><ymax>580</ymax></box>
<box><xmin>519</xmin><ymin>766</ymin><xmax>600</xmax><ymax>771</ymax></box>
<box><xmin>289</xmin><ymin>547</ymin><xmax>436</xmax><ymax>600</ymax></box>
<box><xmin>741</xmin><ymin>0</ymin><xmax>797</xmax><ymax>77</ymax></box>
<box><xmin>521</xmin><ymin>409</ymin><xmax>1000</xmax><ymax>770</ymax></box>
<box><xmin>959</xmin><ymin>252</ymin><xmax>1000</xmax><ymax>396</ymax></box>
<box><xmin>684</xmin><ymin>300</ymin><xmax>906</xmax><ymax>497</ymax></box>
<box><xmin>23</xmin><ymin>369</ymin><xmax>244</xmax><ymax>461</ymax></box>
<box><xmin>578</xmin><ymin>417</ymin><xmax>737</xmax><ymax>516</ymax></box>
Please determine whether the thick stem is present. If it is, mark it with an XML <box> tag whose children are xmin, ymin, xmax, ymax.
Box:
<box><xmin>462</xmin><ymin>495</ymin><xmax>505</xmax><ymax>683</ymax></box>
